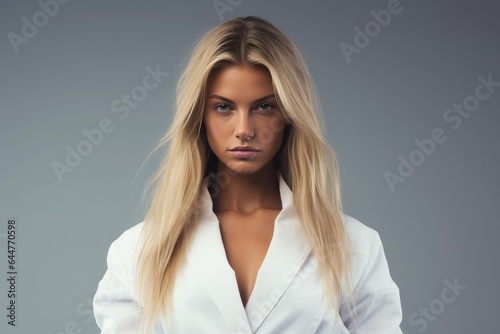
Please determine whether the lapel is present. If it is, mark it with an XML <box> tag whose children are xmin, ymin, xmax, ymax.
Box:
<box><xmin>186</xmin><ymin>172</ymin><xmax>312</xmax><ymax>333</ymax></box>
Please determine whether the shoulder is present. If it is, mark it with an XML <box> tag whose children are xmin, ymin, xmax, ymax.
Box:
<box><xmin>105</xmin><ymin>221</ymin><xmax>145</xmax><ymax>266</ymax></box>
<box><xmin>341</xmin><ymin>213</ymin><xmax>400</xmax><ymax>297</ymax></box>
<box><xmin>94</xmin><ymin>223</ymin><xmax>146</xmax><ymax>326</ymax></box>
<box><xmin>342</xmin><ymin>213</ymin><xmax>380</xmax><ymax>258</ymax></box>
<box><xmin>339</xmin><ymin>214</ymin><xmax>403</xmax><ymax>331</ymax></box>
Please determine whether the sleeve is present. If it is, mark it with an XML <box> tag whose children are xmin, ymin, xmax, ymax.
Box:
<box><xmin>93</xmin><ymin>238</ymin><xmax>143</xmax><ymax>333</ymax></box>
<box><xmin>340</xmin><ymin>231</ymin><xmax>403</xmax><ymax>334</ymax></box>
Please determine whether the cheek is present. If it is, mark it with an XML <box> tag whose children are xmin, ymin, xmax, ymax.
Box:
<box><xmin>205</xmin><ymin>127</ymin><xmax>218</xmax><ymax>150</ymax></box>
<box><xmin>203</xmin><ymin>115</ymin><xmax>216</xmax><ymax>142</ymax></box>
<box><xmin>272</xmin><ymin>131</ymin><xmax>285</xmax><ymax>151</ymax></box>
<box><xmin>204</xmin><ymin>120</ymin><xmax>227</xmax><ymax>151</ymax></box>
<box><xmin>258</xmin><ymin>119</ymin><xmax>285</xmax><ymax>148</ymax></box>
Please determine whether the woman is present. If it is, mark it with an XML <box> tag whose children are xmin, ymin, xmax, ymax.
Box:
<box><xmin>93</xmin><ymin>16</ymin><xmax>403</xmax><ymax>333</ymax></box>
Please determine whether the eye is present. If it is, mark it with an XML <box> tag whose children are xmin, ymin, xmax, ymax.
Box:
<box><xmin>214</xmin><ymin>103</ymin><xmax>232</xmax><ymax>113</ymax></box>
<box><xmin>256</xmin><ymin>103</ymin><xmax>274</xmax><ymax>112</ymax></box>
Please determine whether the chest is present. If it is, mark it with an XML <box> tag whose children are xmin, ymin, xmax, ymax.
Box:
<box><xmin>168</xmin><ymin>207</ymin><xmax>352</xmax><ymax>333</ymax></box>
<box><xmin>216</xmin><ymin>209</ymin><xmax>279</xmax><ymax>307</ymax></box>
<box><xmin>167</xmin><ymin>243</ymin><xmax>342</xmax><ymax>333</ymax></box>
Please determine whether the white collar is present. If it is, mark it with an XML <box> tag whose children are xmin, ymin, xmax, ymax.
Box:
<box><xmin>188</xmin><ymin>170</ymin><xmax>312</xmax><ymax>332</ymax></box>
<box><xmin>199</xmin><ymin>171</ymin><xmax>295</xmax><ymax>224</ymax></box>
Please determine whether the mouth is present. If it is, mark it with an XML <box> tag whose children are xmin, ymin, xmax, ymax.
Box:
<box><xmin>228</xmin><ymin>146</ymin><xmax>260</xmax><ymax>158</ymax></box>
<box><xmin>229</xmin><ymin>146</ymin><xmax>260</xmax><ymax>152</ymax></box>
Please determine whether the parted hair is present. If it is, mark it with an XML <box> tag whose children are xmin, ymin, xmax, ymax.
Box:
<box><xmin>135</xmin><ymin>16</ymin><xmax>357</xmax><ymax>333</ymax></box>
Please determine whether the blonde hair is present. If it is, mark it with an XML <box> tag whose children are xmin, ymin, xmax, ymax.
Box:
<box><xmin>136</xmin><ymin>16</ymin><xmax>356</xmax><ymax>332</ymax></box>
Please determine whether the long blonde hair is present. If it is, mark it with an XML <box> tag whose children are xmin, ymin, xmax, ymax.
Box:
<box><xmin>136</xmin><ymin>16</ymin><xmax>356</xmax><ymax>332</ymax></box>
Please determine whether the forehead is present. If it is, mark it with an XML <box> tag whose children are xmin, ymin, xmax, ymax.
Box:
<box><xmin>206</xmin><ymin>64</ymin><xmax>274</xmax><ymax>96</ymax></box>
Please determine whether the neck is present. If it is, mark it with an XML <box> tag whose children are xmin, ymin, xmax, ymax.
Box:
<box><xmin>211</xmin><ymin>162</ymin><xmax>282</xmax><ymax>215</ymax></box>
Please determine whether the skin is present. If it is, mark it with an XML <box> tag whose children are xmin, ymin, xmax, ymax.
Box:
<box><xmin>203</xmin><ymin>64</ymin><xmax>286</xmax><ymax>307</ymax></box>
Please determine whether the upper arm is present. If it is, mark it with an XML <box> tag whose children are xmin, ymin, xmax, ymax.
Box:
<box><xmin>340</xmin><ymin>231</ymin><xmax>403</xmax><ymax>334</ymax></box>
<box><xmin>93</xmin><ymin>238</ymin><xmax>143</xmax><ymax>333</ymax></box>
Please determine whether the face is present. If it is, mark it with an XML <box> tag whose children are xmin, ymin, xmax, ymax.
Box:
<box><xmin>203</xmin><ymin>64</ymin><xmax>286</xmax><ymax>175</ymax></box>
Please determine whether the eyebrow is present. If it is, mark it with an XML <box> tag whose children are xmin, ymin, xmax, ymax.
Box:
<box><xmin>207</xmin><ymin>94</ymin><xmax>276</xmax><ymax>104</ymax></box>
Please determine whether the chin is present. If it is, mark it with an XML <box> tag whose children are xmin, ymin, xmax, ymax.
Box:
<box><xmin>226</xmin><ymin>167</ymin><xmax>257</xmax><ymax>175</ymax></box>
<box><xmin>224</xmin><ymin>163</ymin><xmax>262</xmax><ymax>176</ymax></box>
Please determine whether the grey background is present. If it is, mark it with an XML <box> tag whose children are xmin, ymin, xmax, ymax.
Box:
<box><xmin>1</xmin><ymin>0</ymin><xmax>498</xmax><ymax>333</ymax></box>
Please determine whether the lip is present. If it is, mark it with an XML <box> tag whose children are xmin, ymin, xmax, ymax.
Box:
<box><xmin>228</xmin><ymin>146</ymin><xmax>260</xmax><ymax>159</ymax></box>
<box><xmin>229</xmin><ymin>146</ymin><xmax>260</xmax><ymax>152</ymax></box>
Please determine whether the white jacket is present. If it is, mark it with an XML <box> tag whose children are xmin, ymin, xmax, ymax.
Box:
<box><xmin>93</xmin><ymin>173</ymin><xmax>403</xmax><ymax>333</ymax></box>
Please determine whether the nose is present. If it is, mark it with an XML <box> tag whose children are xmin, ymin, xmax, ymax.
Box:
<box><xmin>234</xmin><ymin>111</ymin><xmax>254</xmax><ymax>140</ymax></box>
